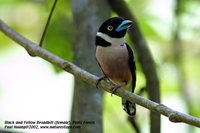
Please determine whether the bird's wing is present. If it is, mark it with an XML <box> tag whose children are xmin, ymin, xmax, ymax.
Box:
<box><xmin>125</xmin><ymin>43</ymin><xmax>136</xmax><ymax>92</ymax></box>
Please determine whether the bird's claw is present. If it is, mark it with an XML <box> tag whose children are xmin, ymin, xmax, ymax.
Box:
<box><xmin>110</xmin><ymin>81</ymin><xmax>127</xmax><ymax>96</ymax></box>
<box><xmin>110</xmin><ymin>86</ymin><xmax>120</xmax><ymax>96</ymax></box>
<box><xmin>96</xmin><ymin>76</ymin><xmax>106</xmax><ymax>89</ymax></box>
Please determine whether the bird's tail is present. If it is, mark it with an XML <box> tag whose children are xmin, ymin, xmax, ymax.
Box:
<box><xmin>122</xmin><ymin>98</ymin><xmax>136</xmax><ymax>116</ymax></box>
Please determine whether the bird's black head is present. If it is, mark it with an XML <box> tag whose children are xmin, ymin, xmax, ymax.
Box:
<box><xmin>98</xmin><ymin>17</ymin><xmax>132</xmax><ymax>38</ymax></box>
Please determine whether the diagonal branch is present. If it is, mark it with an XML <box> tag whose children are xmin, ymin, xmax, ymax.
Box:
<box><xmin>1</xmin><ymin>19</ymin><xmax>200</xmax><ymax>128</ymax></box>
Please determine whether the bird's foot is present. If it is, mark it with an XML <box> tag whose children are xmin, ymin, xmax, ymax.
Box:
<box><xmin>110</xmin><ymin>85</ymin><xmax>121</xmax><ymax>96</ymax></box>
<box><xmin>96</xmin><ymin>76</ymin><xmax>106</xmax><ymax>89</ymax></box>
<box><xmin>110</xmin><ymin>81</ymin><xmax>127</xmax><ymax>96</ymax></box>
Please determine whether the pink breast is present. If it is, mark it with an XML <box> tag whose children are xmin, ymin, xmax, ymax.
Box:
<box><xmin>96</xmin><ymin>45</ymin><xmax>131</xmax><ymax>85</ymax></box>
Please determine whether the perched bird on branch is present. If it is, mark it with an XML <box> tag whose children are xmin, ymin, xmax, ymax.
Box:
<box><xmin>95</xmin><ymin>17</ymin><xmax>136</xmax><ymax>116</ymax></box>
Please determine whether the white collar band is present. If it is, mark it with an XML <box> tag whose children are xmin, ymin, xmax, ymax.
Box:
<box><xmin>96</xmin><ymin>32</ymin><xmax>125</xmax><ymax>45</ymax></box>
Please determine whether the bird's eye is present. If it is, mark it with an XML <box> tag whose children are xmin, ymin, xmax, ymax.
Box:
<box><xmin>107</xmin><ymin>25</ymin><xmax>113</xmax><ymax>31</ymax></box>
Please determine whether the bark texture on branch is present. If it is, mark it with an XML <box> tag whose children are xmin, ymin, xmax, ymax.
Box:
<box><xmin>1</xmin><ymin>19</ymin><xmax>200</xmax><ymax>128</ymax></box>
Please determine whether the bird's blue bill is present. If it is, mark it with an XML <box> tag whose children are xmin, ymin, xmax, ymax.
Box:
<box><xmin>116</xmin><ymin>20</ymin><xmax>133</xmax><ymax>32</ymax></box>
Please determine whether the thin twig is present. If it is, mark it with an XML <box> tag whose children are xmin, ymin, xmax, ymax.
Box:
<box><xmin>39</xmin><ymin>0</ymin><xmax>58</xmax><ymax>47</ymax></box>
<box><xmin>0</xmin><ymin>19</ymin><xmax>200</xmax><ymax>128</ymax></box>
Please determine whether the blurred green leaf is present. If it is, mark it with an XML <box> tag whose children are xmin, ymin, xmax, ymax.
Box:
<box><xmin>44</xmin><ymin>16</ymin><xmax>73</xmax><ymax>73</ymax></box>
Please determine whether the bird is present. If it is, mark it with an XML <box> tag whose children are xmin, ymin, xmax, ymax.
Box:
<box><xmin>95</xmin><ymin>17</ymin><xmax>136</xmax><ymax>116</ymax></box>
